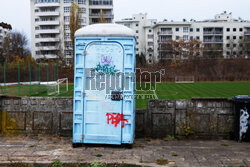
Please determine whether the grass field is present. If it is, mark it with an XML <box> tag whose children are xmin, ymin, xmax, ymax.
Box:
<box><xmin>1</xmin><ymin>82</ymin><xmax>250</xmax><ymax>109</ymax></box>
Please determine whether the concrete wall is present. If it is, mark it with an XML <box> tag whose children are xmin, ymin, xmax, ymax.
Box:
<box><xmin>0</xmin><ymin>96</ymin><xmax>235</xmax><ymax>138</ymax></box>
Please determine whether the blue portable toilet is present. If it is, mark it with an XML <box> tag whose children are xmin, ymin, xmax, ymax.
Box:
<box><xmin>73</xmin><ymin>24</ymin><xmax>136</xmax><ymax>145</ymax></box>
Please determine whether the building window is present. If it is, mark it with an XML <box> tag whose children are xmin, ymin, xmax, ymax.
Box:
<box><xmin>64</xmin><ymin>16</ymin><xmax>70</xmax><ymax>22</ymax></box>
<box><xmin>233</xmin><ymin>44</ymin><xmax>237</xmax><ymax>47</ymax></box>
<box><xmin>227</xmin><ymin>28</ymin><xmax>230</xmax><ymax>32</ymax></box>
<box><xmin>124</xmin><ymin>24</ymin><xmax>130</xmax><ymax>28</ymax></box>
<box><xmin>183</xmin><ymin>35</ymin><xmax>189</xmax><ymax>41</ymax></box>
<box><xmin>190</xmin><ymin>28</ymin><xmax>193</xmax><ymax>32</ymax></box>
<box><xmin>64</xmin><ymin>7</ymin><xmax>70</xmax><ymax>13</ymax></box>
<box><xmin>64</xmin><ymin>25</ymin><xmax>69</xmax><ymax>30</ymax></box>
<box><xmin>196</xmin><ymin>36</ymin><xmax>200</xmax><ymax>40</ymax></box>
<box><xmin>136</xmin><ymin>30</ymin><xmax>139</xmax><ymax>33</ymax></box>
<box><xmin>64</xmin><ymin>0</ymin><xmax>73</xmax><ymax>3</ymax></box>
<box><xmin>80</xmin><ymin>8</ymin><xmax>86</xmax><ymax>13</ymax></box>
<box><xmin>196</xmin><ymin>28</ymin><xmax>200</xmax><ymax>32</ymax></box>
<box><xmin>176</xmin><ymin>27</ymin><xmax>179</xmax><ymax>32</ymax></box>
<box><xmin>227</xmin><ymin>36</ymin><xmax>230</xmax><ymax>40</ymax></box>
<box><xmin>190</xmin><ymin>36</ymin><xmax>193</xmax><ymax>40</ymax></box>
<box><xmin>65</xmin><ymin>33</ymin><xmax>70</xmax><ymax>39</ymax></box>
<box><xmin>183</xmin><ymin>27</ymin><xmax>189</xmax><ymax>33</ymax></box>
<box><xmin>79</xmin><ymin>18</ymin><xmax>86</xmax><ymax>23</ymax></box>
<box><xmin>233</xmin><ymin>36</ymin><xmax>236</xmax><ymax>40</ymax></box>
<box><xmin>78</xmin><ymin>0</ymin><xmax>85</xmax><ymax>4</ymax></box>
<box><xmin>136</xmin><ymin>24</ymin><xmax>139</xmax><ymax>27</ymax></box>
<box><xmin>176</xmin><ymin>36</ymin><xmax>180</xmax><ymax>40</ymax></box>
<box><xmin>239</xmin><ymin>28</ymin><xmax>243</xmax><ymax>32</ymax></box>
<box><xmin>226</xmin><ymin>44</ymin><xmax>230</xmax><ymax>48</ymax></box>
<box><xmin>148</xmin><ymin>35</ymin><xmax>153</xmax><ymax>39</ymax></box>
<box><xmin>148</xmin><ymin>42</ymin><xmax>153</xmax><ymax>46</ymax></box>
<box><xmin>239</xmin><ymin>36</ymin><xmax>243</xmax><ymax>40</ymax></box>
<box><xmin>35</xmin><ymin>26</ymin><xmax>39</xmax><ymax>30</ymax></box>
<box><xmin>233</xmin><ymin>28</ymin><xmax>236</xmax><ymax>32</ymax></box>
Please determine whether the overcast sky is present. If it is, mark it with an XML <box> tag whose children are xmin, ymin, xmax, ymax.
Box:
<box><xmin>0</xmin><ymin>0</ymin><xmax>249</xmax><ymax>48</ymax></box>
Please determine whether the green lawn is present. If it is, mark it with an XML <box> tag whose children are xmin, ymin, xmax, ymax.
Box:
<box><xmin>1</xmin><ymin>82</ymin><xmax>250</xmax><ymax>109</ymax></box>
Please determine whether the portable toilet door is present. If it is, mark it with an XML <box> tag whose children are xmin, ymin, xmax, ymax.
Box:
<box><xmin>73</xmin><ymin>24</ymin><xmax>136</xmax><ymax>145</ymax></box>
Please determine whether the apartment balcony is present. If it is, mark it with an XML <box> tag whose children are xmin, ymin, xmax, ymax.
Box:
<box><xmin>158</xmin><ymin>39</ymin><xmax>172</xmax><ymax>43</ymax></box>
<box><xmin>35</xmin><ymin>11</ymin><xmax>60</xmax><ymax>17</ymax></box>
<box><xmin>89</xmin><ymin>13</ymin><xmax>114</xmax><ymax>19</ymax></box>
<box><xmin>36</xmin><ymin>29</ymin><xmax>60</xmax><ymax>34</ymax></box>
<box><xmin>35</xmin><ymin>21</ymin><xmax>60</xmax><ymax>26</ymax></box>
<box><xmin>35</xmin><ymin>38</ymin><xmax>60</xmax><ymax>43</ymax></box>
<box><xmin>203</xmin><ymin>31</ymin><xmax>223</xmax><ymax>35</ymax></box>
<box><xmin>158</xmin><ymin>31</ymin><xmax>173</xmax><ymax>35</ymax></box>
<box><xmin>36</xmin><ymin>46</ymin><xmax>58</xmax><ymax>51</ymax></box>
<box><xmin>244</xmin><ymin>31</ymin><xmax>250</xmax><ymax>35</ymax></box>
<box><xmin>36</xmin><ymin>54</ymin><xmax>58</xmax><ymax>59</ymax></box>
<box><xmin>203</xmin><ymin>39</ymin><xmax>223</xmax><ymax>43</ymax></box>
<box><xmin>35</xmin><ymin>2</ymin><xmax>60</xmax><ymax>8</ymax></box>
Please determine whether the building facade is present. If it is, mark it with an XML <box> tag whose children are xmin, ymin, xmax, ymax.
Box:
<box><xmin>115</xmin><ymin>13</ymin><xmax>157</xmax><ymax>63</ymax></box>
<box><xmin>30</xmin><ymin>0</ymin><xmax>114</xmax><ymax>65</ymax></box>
<box><xmin>117</xmin><ymin>12</ymin><xmax>250</xmax><ymax>64</ymax></box>
<box><xmin>154</xmin><ymin>12</ymin><xmax>250</xmax><ymax>62</ymax></box>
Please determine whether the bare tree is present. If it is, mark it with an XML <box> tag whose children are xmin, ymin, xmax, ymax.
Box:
<box><xmin>0</xmin><ymin>31</ymin><xmax>29</xmax><ymax>62</ymax></box>
<box><xmin>69</xmin><ymin>2</ymin><xmax>82</xmax><ymax>62</ymax></box>
<box><xmin>99</xmin><ymin>10</ymin><xmax>107</xmax><ymax>23</ymax></box>
<box><xmin>159</xmin><ymin>39</ymin><xmax>203</xmax><ymax>61</ymax></box>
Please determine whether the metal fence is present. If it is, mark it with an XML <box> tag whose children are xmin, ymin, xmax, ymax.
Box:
<box><xmin>0</xmin><ymin>62</ymin><xmax>60</xmax><ymax>97</ymax></box>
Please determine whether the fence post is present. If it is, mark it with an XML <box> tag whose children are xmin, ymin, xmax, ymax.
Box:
<box><xmin>3</xmin><ymin>61</ymin><xmax>6</xmax><ymax>95</ymax></box>
<box><xmin>47</xmin><ymin>63</ymin><xmax>49</xmax><ymax>89</ymax></box>
<box><xmin>57</xmin><ymin>64</ymin><xmax>59</xmax><ymax>81</ymax></box>
<box><xmin>54</xmin><ymin>63</ymin><xmax>56</xmax><ymax>81</ymax></box>
<box><xmin>18</xmin><ymin>62</ymin><xmax>20</xmax><ymax>96</ymax></box>
<box><xmin>29</xmin><ymin>62</ymin><xmax>31</xmax><ymax>96</ymax></box>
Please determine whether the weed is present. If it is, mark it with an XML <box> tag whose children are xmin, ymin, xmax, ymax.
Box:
<box><xmin>52</xmin><ymin>159</ymin><xmax>63</xmax><ymax>167</ymax></box>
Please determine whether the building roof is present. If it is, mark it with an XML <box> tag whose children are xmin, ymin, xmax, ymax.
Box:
<box><xmin>153</xmin><ymin>21</ymin><xmax>192</xmax><ymax>28</ymax></box>
<box><xmin>75</xmin><ymin>23</ymin><xmax>135</xmax><ymax>37</ymax></box>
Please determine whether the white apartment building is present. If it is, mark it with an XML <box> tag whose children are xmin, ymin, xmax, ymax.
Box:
<box><xmin>154</xmin><ymin>12</ymin><xmax>250</xmax><ymax>62</ymax></box>
<box><xmin>117</xmin><ymin>12</ymin><xmax>250</xmax><ymax>64</ymax></box>
<box><xmin>30</xmin><ymin>0</ymin><xmax>113</xmax><ymax>65</ymax></box>
<box><xmin>115</xmin><ymin>13</ymin><xmax>157</xmax><ymax>63</ymax></box>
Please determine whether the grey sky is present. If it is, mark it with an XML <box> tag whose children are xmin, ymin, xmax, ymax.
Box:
<box><xmin>0</xmin><ymin>0</ymin><xmax>249</xmax><ymax>49</ymax></box>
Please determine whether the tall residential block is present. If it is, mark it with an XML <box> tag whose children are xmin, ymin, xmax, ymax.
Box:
<box><xmin>30</xmin><ymin>0</ymin><xmax>113</xmax><ymax>65</ymax></box>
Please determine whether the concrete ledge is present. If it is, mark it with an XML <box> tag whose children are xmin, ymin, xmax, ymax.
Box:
<box><xmin>0</xmin><ymin>96</ymin><xmax>235</xmax><ymax>138</ymax></box>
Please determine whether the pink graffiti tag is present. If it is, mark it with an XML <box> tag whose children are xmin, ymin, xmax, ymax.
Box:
<box><xmin>106</xmin><ymin>113</ymin><xmax>128</xmax><ymax>128</ymax></box>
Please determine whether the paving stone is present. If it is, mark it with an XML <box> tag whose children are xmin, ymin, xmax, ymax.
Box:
<box><xmin>0</xmin><ymin>136</ymin><xmax>249</xmax><ymax>166</ymax></box>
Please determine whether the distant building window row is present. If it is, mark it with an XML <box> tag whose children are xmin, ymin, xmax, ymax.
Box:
<box><xmin>226</xmin><ymin>36</ymin><xmax>243</xmax><ymax>40</ymax></box>
<box><xmin>89</xmin><ymin>0</ymin><xmax>113</xmax><ymax>5</ymax></box>
<box><xmin>64</xmin><ymin>0</ymin><xmax>86</xmax><ymax>4</ymax></box>
<box><xmin>226</xmin><ymin>28</ymin><xmax>243</xmax><ymax>32</ymax></box>
<box><xmin>35</xmin><ymin>0</ymin><xmax>59</xmax><ymax>3</ymax></box>
<box><xmin>175</xmin><ymin>27</ymin><xmax>200</xmax><ymax>32</ymax></box>
<box><xmin>64</xmin><ymin>7</ymin><xmax>86</xmax><ymax>13</ymax></box>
